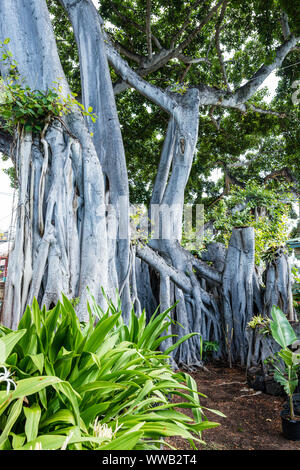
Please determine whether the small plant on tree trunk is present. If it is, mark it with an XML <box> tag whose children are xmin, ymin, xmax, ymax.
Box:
<box><xmin>0</xmin><ymin>38</ymin><xmax>97</xmax><ymax>135</ymax></box>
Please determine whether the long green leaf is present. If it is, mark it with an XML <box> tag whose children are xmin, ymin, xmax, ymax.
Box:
<box><xmin>0</xmin><ymin>376</ymin><xmax>65</xmax><ymax>412</ymax></box>
<box><xmin>270</xmin><ymin>306</ymin><xmax>297</xmax><ymax>348</ymax></box>
<box><xmin>0</xmin><ymin>398</ymin><xmax>23</xmax><ymax>446</ymax></box>
<box><xmin>0</xmin><ymin>330</ymin><xmax>26</xmax><ymax>363</ymax></box>
<box><xmin>84</xmin><ymin>312</ymin><xmax>121</xmax><ymax>353</ymax></box>
<box><xmin>77</xmin><ymin>381</ymin><xmax>127</xmax><ymax>394</ymax></box>
<box><xmin>40</xmin><ymin>409</ymin><xmax>76</xmax><ymax>428</ymax></box>
<box><xmin>98</xmin><ymin>431</ymin><xmax>143</xmax><ymax>450</ymax></box>
<box><xmin>164</xmin><ymin>332</ymin><xmax>199</xmax><ymax>355</ymax></box>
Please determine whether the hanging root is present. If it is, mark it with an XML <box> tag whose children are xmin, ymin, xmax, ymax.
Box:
<box><xmin>38</xmin><ymin>116</ymin><xmax>51</xmax><ymax>237</ymax></box>
<box><xmin>135</xmin><ymin>242</ymin><xmax>223</xmax><ymax>368</ymax></box>
<box><xmin>2</xmin><ymin>131</ymin><xmax>33</xmax><ymax>328</ymax></box>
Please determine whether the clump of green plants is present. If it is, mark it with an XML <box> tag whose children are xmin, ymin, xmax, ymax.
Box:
<box><xmin>0</xmin><ymin>38</ymin><xmax>96</xmax><ymax>135</ymax></box>
<box><xmin>129</xmin><ymin>205</ymin><xmax>153</xmax><ymax>245</ymax></box>
<box><xmin>0</xmin><ymin>293</ymin><xmax>224</xmax><ymax>450</ymax></box>
<box><xmin>166</xmin><ymin>79</ymin><xmax>189</xmax><ymax>95</ymax></box>
<box><xmin>205</xmin><ymin>182</ymin><xmax>293</xmax><ymax>266</ymax></box>
<box><xmin>247</xmin><ymin>314</ymin><xmax>271</xmax><ymax>335</ymax></box>
<box><xmin>200</xmin><ymin>340</ymin><xmax>219</xmax><ymax>362</ymax></box>
<box><xmin>181</xmin><ymin>227</ymin><xmax>215</xmax><ymax>258</ymax></box>
<box><xmin>264</xmin><ymin>306</ymin><xmax>300</xmax><ymax>421</ymax></box>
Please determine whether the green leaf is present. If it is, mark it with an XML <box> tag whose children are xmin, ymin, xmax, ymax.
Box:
<box><xmin>24</xmin><ymin>403</ymin><xmax>41</xmax><ymax>442</ymax></box>
<box><xmin>0</xmin><ymin>398</ymin><xmax>23</xmax><ymax>446</ymax></box>
<box><xmin>164</xmin><ymin>333</ymin><xmax>199</xmax><ymax>355</ymax></box>
<box><xmin>270</xmin><ymin>306</ymin><xmax>297</xmax><ymax>348</ymax></box>
<box><xmin>278</xmin><ymin>348</ymin><xmax>293</xmax><ymax>367</ymax></box>
<box><xmin>77</xmin><ymin>380</ymin><xmax>127</xmax><ymax>394</ymax></box>
<box><xmin>40</xmin><ymin>409</ymin><xmax>76</xmax><ymax>429</ymax></box>
<box><xmin>0</xmin><ymin>329</ymin><xmax>26</xmax><ymax>363</ymax></box>
<box><xmin>31</xmin><ymin>298</ymin><xmax>42</xmax><ymax>334</ymax></box>
<box><xmin>28</xmin><ymin>353</ymin><xmax>44</xmax><ymax>374</ymax></box>
<box><xmin>52</xmin><ymin>381</ymin><xmax>81</xmax><ymax>426</ymax></box>
<box><xmin>0</xmin><ymin>376</ymin><xmax>65</xmax><ymax>412</ymax></box>
<box><xmin>11</xmin><ymin>432</ymin><xmax>26</xmax><ymax>450</ymax></box>
<box><xmin>83</xmin><ymin>312</ymin><xmax>121</xmax><ymax>354</ymax></box>
<box><xmin>80</xmin><ymin>403</ymin><xmax>110</xmax><ymax>426</ymax></box>
<box><xmin>18</xmin><ymin>306</ymin><xmax>32</xmax><ymax>330</ymax></box>
<box><xmin>18</xmin><ymin>434</ymin><xmax>67</xmax><ymax>450</ymax></box>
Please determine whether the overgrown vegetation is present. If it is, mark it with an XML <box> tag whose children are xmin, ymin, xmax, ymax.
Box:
<box><xmin>202</xmin><ymin>182</ymin><xmax>294</xmax><ymax>266</ymax></box>
<box><xmin>0</xmin><ymin>38</ymin><xmax>96</xmax><ymax>135</ymax></box>
<box><xmin>265</xmin><ymin>306</ymin><xmax>300</xmax><ymax>421</ymax></box>
<box><xmin>0</xmin><ymin>293</ymin><xmax>224</xmax><ymax>450</ymax></box>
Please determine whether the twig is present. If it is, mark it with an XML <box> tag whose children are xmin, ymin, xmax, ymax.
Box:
<box><xmin>146</xmin><ymin>0</ymin><xmax>152</xmax><ymax>58</ymax></box>
<box><xmin>234</xmin><ymin>391</ymin><xmax>262</xmax><ymax>400</ymax></box>
<box><xmin>212</xmin><ymin>381</ymin><xmax>247</xmax><ymax>386</ymax></box>
<box><xmin>215</xmin><ymin>1</ymin><xmax>230</xmax><ymax>92</ymax></box>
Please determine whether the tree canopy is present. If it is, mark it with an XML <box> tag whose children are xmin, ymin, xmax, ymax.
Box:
<box><xmin>44</xmin><ymin>0</ymin><xmax>300</xmax><ymax>206</ymax></box>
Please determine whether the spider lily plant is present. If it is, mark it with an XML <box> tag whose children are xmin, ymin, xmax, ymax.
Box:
<box><xmin>0</xmin><ymin>293</ymin><xmax>225</xmax><ymax>450</ymax></box>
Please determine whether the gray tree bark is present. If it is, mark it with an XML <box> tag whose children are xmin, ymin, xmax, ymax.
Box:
<box><xmin>222</xmin><ymin>227</ymin><xmax>255</xmax><ymax>365</ymax></box>
<box><xmin>0</xmin><ymin>0</ymin><xmax>297</xmax><ymax>368</ymax></box>
<box><xmin>0</xmin><ymin>0</ymin><xmax>120</xmax><ymax>326</ymax></box>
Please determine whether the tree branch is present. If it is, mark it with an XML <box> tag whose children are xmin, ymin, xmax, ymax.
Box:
<box><xmin>263</xmin><ymin>167</ymin><xmax>299</xmax><ymax>187</ymax></box>
<box><xmin>177</xmin><ymin>52</ymin><xmax>211</xmax><ymax>65</ymax></box>
<box><xmin>110</xmin><ymin>0</ymin><xmax>162</xmax><ymax>50</ymax></box>
<box><xmin>170</xmin><ymin>0</ymin><xmax>206</xmax><ymax>49</ymax></box>
<box><xmin>222</xmin><ymin>35</ymin><xmax>300</xmax><ymax>108</ymax></box>
<box><xmin>280</xmin><ymin>11</ymin><xmax>291</xmax><ymax>40</ymax></box>
<box><xmin>146</xmin><ymin>0</ymin><xmax>152</xmax><ymax>58</ymax></box>
<box><xmin>108</xmin><ymin>36</ymin><xmax>142</xmax><ymax>64</ymax></box>
<box><xmin>215</xmin><ymin>1</ymin><xmax>230</xmax><ymax>92</ymax></box>
<box><xmin>194</xmin><ymin>34</ymin><xmax>299</xmax><ymax>110</ymax></box>
<box><xmin>136</xmin><ymin>243</ymin><xmax>193</xmax><ymax>293</ymax></box>
<box><xmin>173</xmin><ymin>0</ymin><xmax>225</xmax><ymax>55</ymax></box>
<box><xmin>104</xmin><ymin>33</ymin><xmax>179</xmax><ymax>116</ymax></box>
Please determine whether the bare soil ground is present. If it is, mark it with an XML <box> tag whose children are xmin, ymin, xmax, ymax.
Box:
<box><xmin>168</xmin><ymin>362</ymin><xmax>300</xmax><ymax>451</ymax></box>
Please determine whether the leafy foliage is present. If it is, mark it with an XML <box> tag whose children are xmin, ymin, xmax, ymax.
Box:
<box><xmin>0</xmin><ymin>294</ymin><xmax>224</xmax><ymax>450</ymax></box>
<box><xmin>200</xmin><ymin>340</ymin><xmax>220</xmax><ymax>362</ymax></box>
<box><xmin>247</xmin><ymin>315</ymin><xmax>271</xmax><ymax>335</ymax></box>
<box><xmin>0</xmin><ymin>39</ymin><xmax>96</xmax><ymax>135</ymax></box>
<box><xmin>44</xmin><ymin>0</ymin><xmax>300</xmax><ymax>206</ymax></box>
<box><xmin>204</xmin><ymin>182</ymin><xmax>293</xmax><ymax>265</ymax></box>
<box><xmin>265</xmin><ymin>306</ymin><xmax>300</xmax><ymax>420</ymax></box>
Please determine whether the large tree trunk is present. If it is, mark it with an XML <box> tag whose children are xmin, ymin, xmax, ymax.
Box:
<box><xmin>263</xmin><ymin>248</ymin><xmax>295</xmax><ymax>321</ymax></box>
<box><xmin>0</xmin><ymin>0</ymin><xmax>129</xmax><ymax>326</ymax></box>
<box><xmin>60</xmin><ymin>0</ymin><xmax>132</xmax><ymax>322</ymax></box>
<box><xmin>222</xmin><ymin>227</ymin><xmax>256</xmax><ymax>365</ymax></box>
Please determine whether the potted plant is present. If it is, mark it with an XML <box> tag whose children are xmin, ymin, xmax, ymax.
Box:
<box><xmin>267</xmin><ymin>306</ymin><xmax>300</xmax><ymax>440</ymax></box>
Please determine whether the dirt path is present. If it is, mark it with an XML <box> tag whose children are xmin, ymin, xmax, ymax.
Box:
<box><xmin>168</xmin><ymin>363</ymin><xmax>300</xmax><ymax>450</ymax></box>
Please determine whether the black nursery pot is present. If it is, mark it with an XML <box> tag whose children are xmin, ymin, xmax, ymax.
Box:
<box><xmin>280</xmin><ymin>411</ymin><xmax>300</xmax><ymax>441</ymax></box>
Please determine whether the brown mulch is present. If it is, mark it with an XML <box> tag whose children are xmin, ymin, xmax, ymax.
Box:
<box><xmin>167</xmin><ymin>362</ymin><xmax>300</xmax><ymax>451</ymax></box>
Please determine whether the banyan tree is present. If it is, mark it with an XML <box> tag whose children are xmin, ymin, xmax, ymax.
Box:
<box><xmin>0</xmin><ymin>0</ymin><xmax>299</xmax><ymax>367</ymax></box>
